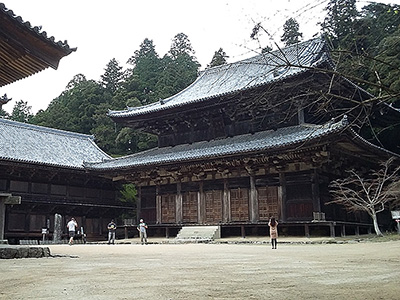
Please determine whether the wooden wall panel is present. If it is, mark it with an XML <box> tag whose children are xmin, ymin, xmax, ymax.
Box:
<box><xmin>161</xmin><ymin>194</ymin><xmax>176</xmax><ymax>223</ymax></box>
<box><xmin>230</xmin><ymin>188</ymin><xmax>249</xmax><ymax>221</ymax></box>
<box><xmin>258</xmin><ymin>186</ymin><xmax>280</xmax><ymax>220</ymax></box>
<box><xmin>182</xmin><ymin>191</ymin><xmax>198</xmax><ymax>223</ymax></box>
<box><xmin>205</xmin><ymin>190</ymin><xmax>222</xmax><ymax>223</ymax></box>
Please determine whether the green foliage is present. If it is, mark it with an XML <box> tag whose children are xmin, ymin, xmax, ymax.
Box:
<box><xmin>321</xmin><ymin>0</ymin><xmax>358</xmax><ymax>46</ymax></box>
<box><xmin>281</xmin><ymin>18</ymin><xmax>303</xmax><ymax>46</ymax></box>
<box><xmin>156</xmin><ymin>33</ymin><xmax>200</xmax><ymax>99</ymax></box>
<box><xmin>10</xmin><ymin>100</ymin><xmax>33</xmax><ymax>123</ymax></box>
<box><xmin>207</xmin><ymin>48</ymin><xmax>229</xmax><ymax>68</ymax></box>
<box><xmin>127</xmin><ymin>38</ymin><xmax>162</xmax><ymax>105</ymax></box>
<box><xmin>100</xmin><ymin>58</ymin><xmax>124</xmax><ymax>94</ymax></box>
<box><xmin>119</xmin><ymin>183</ymin><xmax>137</xmax><ymax>203</ymax></box>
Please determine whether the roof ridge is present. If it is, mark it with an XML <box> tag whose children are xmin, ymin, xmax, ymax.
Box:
<box><xmin>0</xmin><ymin>118</ymin><xmax>93</xmax><ymax>140</ymax></box>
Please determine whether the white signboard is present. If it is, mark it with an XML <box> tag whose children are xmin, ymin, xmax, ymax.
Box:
<box><xmin>391</xmin><ymin>211</ymin><xmax>400</xmax><ymax>220</ymax></box>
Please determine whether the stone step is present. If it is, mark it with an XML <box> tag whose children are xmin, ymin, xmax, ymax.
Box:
<box><xmin>176</xmin><ymin>226</ymin><xmax>220</xmax><ymax>242</ymax></box>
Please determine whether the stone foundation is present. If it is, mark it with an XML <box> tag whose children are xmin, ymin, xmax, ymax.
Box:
<box><xmin>0</xmin><ymin>245</ymin><xmax>51</xmax><ymax>259</ymax></box>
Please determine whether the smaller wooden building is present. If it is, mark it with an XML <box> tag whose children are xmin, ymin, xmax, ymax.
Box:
<box><xmin>0</xmin><ymin>119</ymin><xmax>133</xmax><ymax>243</ymax></box>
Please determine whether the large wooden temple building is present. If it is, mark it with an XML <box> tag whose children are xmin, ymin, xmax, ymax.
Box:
<box><xmin>1</xmin><ymin>1</ymin><xmax>399</xmax><ymax>242</ymax></box>
<box><xmin>85</xmin><ymin>37</ymin><xmax>400</xmax><ymax>238</ymax></box>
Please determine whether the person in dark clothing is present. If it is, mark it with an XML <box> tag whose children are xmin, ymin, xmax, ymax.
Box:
<box><xmin>107</xmin><ymin>219</ymin><xmax>117</xmax><ymax>244</ymax></box>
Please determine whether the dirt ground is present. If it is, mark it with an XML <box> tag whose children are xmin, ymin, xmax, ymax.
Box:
<box><xmin>1</xmin><ymin>238</ymin><xmax>399</xmax><ymax>300</ymax></box>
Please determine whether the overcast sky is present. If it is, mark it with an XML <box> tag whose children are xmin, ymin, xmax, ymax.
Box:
<box><xmin>0</xmin><ymin>0</ymin><xmax>394</xmax><ymax>114</ymax></box>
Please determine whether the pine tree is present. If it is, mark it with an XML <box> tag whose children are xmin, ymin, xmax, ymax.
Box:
<box><xmin>156</xmin><ymin>33</ymin><xmax>200</xmax><ymax>99</ymax></box>
<box><xmin>10</xmin><ymin>100</ymin><xmax>33</xmax><ymax>123</ymax></box>
<box><xmin>321</xmin><ymin>0</ymin><xmax>358</xmax><ymax>45</ymax></box>
<box><xmin>127</xmin><ymin>38</ymin><xmax>162</xmax><ymax>105</ymax></box>
<box><xmin>101</xmin><ymin>58</ymin><xmax>124</xmax><ymax>94</ymax></box>
<box><xmin>281</xmin><ymin>18</ymin><xmax>303</xmax><ymax>46</ymax></box>
<box><xmin>207</xmin><ymin>48</ymin><xmax>229</xmax><ymax>68</ymax></box>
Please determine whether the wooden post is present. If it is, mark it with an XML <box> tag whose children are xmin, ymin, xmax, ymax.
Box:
<box><xmin>0</xmin><ymin>198</ymin><xmax>5</xmax><ymax>241</ymax></box>
<box><xmin>222</xmin><ymin>179</ymin><xmax>231</xmax><ymax>223</ymax></box>
<box><xmin>249</xmin><ymin>174</ymin><xmax>259</xmax><ymax>223</ymax></box>
<box><xmin>241</xmin><ymin>225</ymin><xmax>246</xmax><ymax>238</ymax></box>
<box><xmin>355</xmin><ymin>226</ymin><xmax>360</xmax><ymax>236</ymax></box>
<box><xmin>124</xmin><ymin>226</ymin><xmax>128</xmax><ymax>239</ymax></box>
<box><xmin>330</xmin><ymin>223</ymin><xmax>335</xmax><ymax>238</ymax></box>
<box><xmin>176</xmin><ymin>182</ymin><xmax>182</xmax><ymax>224</ymax></box>
<box><xmin>136</xmin><ymin>186</ymin><xmax>142</xmax><ymax>223</ymax></box>
<box><xmin>341</xmin><ymin>225</ymin><xmax>346</xmax><ymax>237</ymax></box>
<box><xmin>279</xmin><ymin>173</ymin><xmax>287</xmax><ymax>222</ymax></box>
<box><xmin>198</xmin><ymin>182</ymin><xmax>205</xmax><ymax>224</ymax></box>
<box><xmin>305</xmin><ymin>224</ymin><xmax>310</xmax><ymax>238</ymax></box>
<box><xmin>156</xmin><ymin>186</ymin><xmax>162</xmax><ymax>224</ymax></box>
<box><xmin>312</xmin><ymin>170</ymin><xmax>321</xmax><ymax>212</ymax></box>
<box><xmin>165</xmin><ymin>227</ymin><xmax>170</xmax><ymax>238</ymax></box>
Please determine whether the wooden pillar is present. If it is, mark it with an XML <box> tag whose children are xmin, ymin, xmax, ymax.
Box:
<box><xmin>0</xmin><ymin>198</ymin><xmax>5</xmax><ymax>241</ymax></box>
<box><xmin>241</xmin><ymin>225</ymin><xmax>246</xmax><ymax>238</ymax></box>
<box><xmin>124</xmin><ymin>226</ymin><xmax>128</xmax><ymax>239</ymax></box>
<box><xmin>279</xmin><ymin>173</ymin><xmax>287</xmax><ymax>222</ymax></box>
<box><xmin>156</xmin><ymin>186</ymin><xmax>162</xmax><ymax>224</ymax></box>
<box><xmin>198</xmin><ymin>182</ymin><xmax>205</xmax><ymax>224</ymax></box>
<box><xmin>305</xmin><ymin>224</ymin><xmax>310</xmax><ymax>238</ymax></box>
<box><xmin>249</xmin><ymin>174</ymin><xmax>259</xmax><ymax>223</ymax></box>
<box><xmin>165</xmin><ymin>227</ymin><xmax>170</xmax><ymax>238</ymax></box>
<box><xmin>341</xmin><ymin>225</ymin><xmax>346</xmax><ymax>237</ymax></box>
<box><xmin>136</xmin><ymin>186</ymin><xmax>142</xmax><ymax>223</ymax></box>
<box><xmin>312</xmin><ymin>169</ymin><xmax>321</xmax><ymax>212</ymax></box>
<box><xmin>329</xmin><ymin>223</ymin><xmax>335</xmax><ymax>238</ymax></box>
<box><xmin>222</xmin><ymin>179</ymin><xmax>231</xmax><ymax>223</ymax></box>
<box><xmin>355</xmin><ymin>226</ymin><xmax>360</xmax><ymax>236</ymax></box>
<box><xmin>176</xmin><ymin>182</ymin><xmax>183</xmax><ymax>224</ymax></box>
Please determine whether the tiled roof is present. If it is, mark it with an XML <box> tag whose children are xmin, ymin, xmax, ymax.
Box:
<box><xmin>0</xmin><ymin>3</ymin><xmax>76</xmax><ymax>86</ymax></box>
<box><xmin>0</xmin><ymin>3</ymin><xmax>74</xmax><ymax>52</ymax></box>
<box><xmin>85</xmin><ymin>117</ymin><xmax>348</xmax><ymax>171</ymax></box>
<box><xmin>108</xmin><ymin>37</ymin><xmax>329</xmax><ymax>119</ymax></box>
<box><xmin>0</xmin><ymin>118</ymin><xmax>110</xmax><ymax>169</ymax></box>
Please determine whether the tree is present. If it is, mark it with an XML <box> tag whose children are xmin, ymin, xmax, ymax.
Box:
<box><xmin>281</xmin><ymin>18</ymin><xmax>303</xmax><ymax>46</ymax></box>
<box><xmin>127</xmin><ymin>38</ymin><xmax>162</xmax><ymax>105</ymax></box>
<box><xmin>10</xmin><ymin>100</ymin><xmax>33</xmax><ymax>123</ymax></box>
<box><xmin>320</xmin><ymin>0</ymin><xmax>358</xmax><ymax>45</ymax></box>
<box><xmin>156</xmin><ymin>33</ymin><xmax>200</xmax><ymax>99</ymax></box>
<box><xmin>207</xmin><ymin>48</ymin><xmax>229</xmax><ymax>68</ymax></box>
<box><xmin>329</xmin><ymin>158</ymin><xmax>400</xmax><ymax>236</ymax></box>
<box><xmin>100</xmin><ymin>58</ymin><xmax>124</xmax><ymax>94</ymax></box>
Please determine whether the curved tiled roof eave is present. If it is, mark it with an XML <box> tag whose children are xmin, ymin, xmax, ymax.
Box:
<box><xmin>0</xmin><ymin>3</ymin><xmax>76</xmax><ymax>53</ymax></box>
<box><xmin>0</xmin><ymin>156</ymin><xmax>88</xmax><ymax>170</ymax></box>
<box><xmin>108</xmin><ymin>37</ymin><xmax>331</xmax><ymax>119</ymax></box>
<box><xmin>85</xmin><ymin>118</ymin><xmax>348</xmax><ymax>171</ymax></box>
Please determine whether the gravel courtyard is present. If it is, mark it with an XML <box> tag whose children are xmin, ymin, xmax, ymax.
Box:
<box><xmin>1</xmin><ymin>239</ymin><xmax>399</xmax><ymax>300</ymax></box>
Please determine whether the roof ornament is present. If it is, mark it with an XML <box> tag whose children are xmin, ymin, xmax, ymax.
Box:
<box><xmin>159</xmin><ymin>98</ymin><xmax>165</xmax><ymax>105</ymax></box>
<box><xmin>0</xmin><ymin>94</ymin><xmax>11</xmax><ymax>110</ymax></box>
<box><xmin>341</xmin><ymin>115</ymin><xmax>348</xmax><ymax>126</ymax></box>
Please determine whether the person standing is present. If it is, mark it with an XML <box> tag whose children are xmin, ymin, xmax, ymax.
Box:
<box><xmin>107</xmin><ymin>219</ymin><xmax>117</xmax><ymax>245</ymax></box>
<box><xmin>67</xmin><ymin>217</ymin><xmax>78</xmax><ymax>245</ymax></box>
<box><xmin>268</xmin><ymin>217</ymin><xmax>278</xmax><ymax>249</ymax></box>
<box><xmin>137</xmin><ymin>219</ymin><xmax>148</xmax><ymax>245</ymax></box>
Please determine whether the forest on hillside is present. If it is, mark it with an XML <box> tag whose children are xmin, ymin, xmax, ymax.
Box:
<box><xmin>1</xmin><ymin>0</ymin><xmax>399</xmax><ymax>156</ymax></box>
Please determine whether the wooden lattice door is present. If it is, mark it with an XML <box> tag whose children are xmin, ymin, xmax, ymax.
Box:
<box><xmin>182</xmin><ymin>191</ymin><xmax>198</xmax><ymax>223</ymax></box>
<box><xmin>230</xmin><ymin>188</ymin><xmax>249</xmax><ymax>221</ymax></box>
<box><xmin>161</xmin><ymin>194</ymin><xmax>176</xmax><ymax>223</ymax></box>
<box><xmin>205</xmin><ymin>190</ymin><xmax>222</xmax><ymax>223</ymax></box>
<box><xmin>258</xmin><ymin>186</ymin><xmax>280</xmax><ymax>221</ymax></box>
